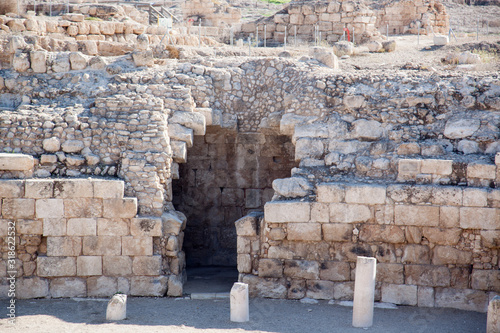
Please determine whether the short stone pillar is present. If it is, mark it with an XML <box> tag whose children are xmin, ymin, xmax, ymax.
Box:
<box><xmin>230</xmin><ymin>282</ymin><xmax>249</xmax><ymax>322</ymax></box>
<box><xmin>352</xmin><ymin>256</ymin><xmax>377</xmax><ymax>328</ymax></box>
<box><xmin>487</xmin><ymin>296</ymin><xmax>500</xmax><ymax>333</ymax></box>
<box><xmin>106</xmin><ymin>294</ymin><xmax>127</xmax><ymax>321</ymax></box>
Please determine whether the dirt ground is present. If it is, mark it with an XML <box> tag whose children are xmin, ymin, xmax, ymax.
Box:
<box><xmin>0</xmin><ymin>297</ymin><xmax>488</xmax><ymax>333</ymax></box>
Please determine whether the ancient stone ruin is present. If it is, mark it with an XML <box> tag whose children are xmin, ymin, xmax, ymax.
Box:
<box><xmin>0</xmin><ymin>0</ymin><xmax>499</xmax><ymax>316</ymax></box>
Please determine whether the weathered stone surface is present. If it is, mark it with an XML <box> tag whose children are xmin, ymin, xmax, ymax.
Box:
<box><xmin>345</xmin><ymin>184</ymin><xmax>386</xmax><ymax>205</ymax></box>
<box><xmin>82</xmin><ymin>236</ymin><xmax>121</xmax><ymax>256</ymax></box>
<box><xmin>329</xmin><ymin>203</ymin><xmax>371</xmax><ymax>223</ymax></box>
<box><xmin>69</xmin><ymin>52</ymin><xmax>87</xmax><ymax>70</ymax></box>
<box><xmin>259</xmin><ymin>259</ymin><xmax>283</xmax><ymax>278</ymax></box>
<box><xmin>170</xmin><ymin>111</ymin><xmax>206</xmax><ymax>135</ymax></box>
<box><xmin>237</xmin><ymin>254</ymin><xmax>252</xmax><ymax>273</ymax></box>
<box><xmin>444</xmin><ymin>118</ymin><xmax>480</xmax><ymax>139</ymax></box>
<box><xmin>405</xmin><ymin>265</ymin><xmax>450</xmax><ymax>287</ymax></box>
<box><xmin>402</xmin><ymin>244</ymin><xmax>430</xmax><ymax>264</ymax></box>
<box><xmin>0</xmin><ymin>153</ymin><xmax>34</xmax><ymax>171</ymax></box>
<box><xmin>481</xmin><ymin>230</ymin><xmax>500</xmax><ymax>248</ymax></box>
<box><xmin>169</xmin><ymin>123</ymin><xmax>194</xmax><ymax>147</ymax></box>
<box><xmin>359</xmin><ymin>225</ymin><xmax>404</xmax><ymax>243</ymax></box>
<box><xmin>162</xmin><ymin>211</ymin><xmax>186</xmax><ymax>235</ymax></box>
<box><xmin>64</xmin><ymin>198</ymin><xmax>102</xmax><ymax>218</ymax></box>
<box><xmin>37</xmin><ymin>257</ymin><xmax>76</xmax><ymax>277</ymax></box>
<box><xmin>36</xmin><ymin>198</ymin><xmax>64</xmax><ymax>218</ymax></box>
<box><xmin>376</xmin><ymin>263</ymin><xmax>404</xmax><ymax>284</ymax></box>
<box><xmin>333</xmin><ymin>281</ymin><xmax>354</xmax><ymax>300</ymax></box>
<box><xmin>351</xmin><ymin>119</ymin><xmax>384</xmax><ymax>141</ymax></box>
<box><xmin>67</xmin><ymin>218</ymin><xmax>97</xmax><ymax>236</ymax></box>
<box><xmin>317</xmin><ymin>183</ymin><xmax>345</xmax><ymax>203</ymax></box>
<box><xmin>421</xmin><ymin>227</ymin><xmax>461</xmax><ymax>245</ymax></box>
<box><xmin>25</xmin><ymin>179</ymin><xmax>53</xmax><ymax>199</ymax></box>
<box><xmin>460</xmin><ymin>207</ymin><xmax>498</xmax><ymax>230</ymax></box>
<box><xmin>61</xmin><ymin>140</ymin><xmax>84</xmax><ymax>153</ymax></box>
<box><xmin>103</xmin><ymin>256</ymin><xmax>132</xmax><ymax>276</ymax></box>
<box><xmin>13</xmin><ymin>51</ymin><xmax>30</xmax><ymax>72</ymax></box>
<box><xmin>463</xmin><ymin>188</ymin><xmax>488</xmax><ymax>207</ymax></box>
<box><xmin>133</xmin><ymin>255</ymin><xmax>162</xmax><ymax>276</ymax></box>
<box><xmin>431</xmin><ymin>186</ymin><xmax>462</xmax><ymax>206</ymax></box>
<box><xmin>309</xmin><ymin>47</ymin><xmax>339</xmax><ymax>69</ymax></box>
<box><xmin>130</xmin><ymin>276</ymin><xmax>168</xmax><ymax>296</ymax></box>
<box><xmin>235</xmin><ymin>212</ymin><xmax>260</xmax><ymax>236</ymax></box>
<box><xmin>131</xmin><ymin>217</ymin><xmax>162</xmax><ymax>237</ymax></box>
<box><xmin>381</xmin><ymin>284</ymin><xmax>417</xmax><ymax>305</ymax></box>
<box><xmin>77</xmin><ymin>256</ymin><xmax>102</xmax><ymax>276</ymax></box>
<box><xmin>31</xmin><ymin>50</ymin><xmax>48</xmax><ymax>73</ymax></box>
<box><xmin>47</xmin><ymin>236</ymin><xmax>82</xmax><ymax>256</ymax></box>
<box><xmin>241</xmin><ymin>274</ymin><xmax>287</xmax><ymax>299</ymax></box>
<box><xmin>15</xmin><ymin>277</ymin><xmax>49</xmax><ymax>299</ymax></box>
<box><xmin>471</xmin><ymin>270</ymin><xmax>500</xmax><ymax>291</ymax></box>
<box><xmin>92</xmin><ymin>179</ymin><xmax>124</xmax><ymax>198</ymax></box>
<box><xmin>3</xmin><ymin>198</ymin><xmax>35</xmax><ymax>219</ymax></box>
<box><xmin>132</xmin><ymin>50</ymin><xmax>154</xmax><ymax>67</ymax></box>
<box><xmin>488</xmin><ymin>296</ymin><xmax>500</xmax><ymax>333</ymax></box>
<box><xmin>264</xmin><ymin>201</ymin><xmax>311</xmax><ymax>223</ymax></box>
<box><xmin>272</xmin><ymin>177</ymin><xmax>312</xmax><ymax>198</ymax></box>
<box><xmin>50</xmin><ymin>278</ymin><xmax>86</xmax><ymax>298</ymax></box>
<box><xmin>394</xmin><ymin>205</ymin><xmax>439</xmax><ymax>226</ymax></box>
<box><xmin>167</xmin><ymin>275</ymin><xmax>183</xmax><ymax>297</ymax></box>
<box><xmin>433</xmin><ymin>35</ymin><xmax>449</xmax><ymax>46</ymax></box>
<box><xmin>97</xmin><ymin>218</ymin><xmax>128</xmax><ymax>236</ymax></box>
<box><xmin>103</xmin><ymin>198</ymin><xmax>137</xmax><ymax>218</ymax></box>
<box><xmin>433</xmin><ymin>246</ymin><xmax>472</xmax><ymax>265</ymax></box>
<box><xmin>417</xmin><ymin>286</ymin><xmax>435</xmax><ymax>307</ymax></box>
<box><xmin>319</xmin><ymin>261</ymin><xmax>350</xmax><ymax>281</ymax></box>
<box><xmin>467</xmin><ymin>163</ymin><xmax>497</xmax><ymax>179</ymax></box>
<box><xmin>122</xmin><ymin>236</ymin><xmax>152</xmax><ymax>256</ymax></box>
<box><xmin>43</xmin><ymin>218</ymin><xmax>66</xmax><ymax>236</ymax></box>
<box><xmin>87</xmin><ymin>276</ymin><xmax>118</xmax><ymax>297</ymax></box>
<box><xmin>435</xmin><ymin>288</ymin><xmax>488</xmax><ymax>312</ymax></box>
<box><xmin>0</xmin><ymin>180</ymin><xmax>24</xmax><ymax>198</ymax></box>
<box><xmin>287</xmin><ymin>223</ymin><xmax>321</xmax><ymax>241</ymax></box>
<box><xmin>307</xmin><ymin>280</ymin><xmax>335</xmax><ymax>299</ymax></box>
<box><xmin>284</xmin><ymin>260</ymin><xmax>319</xmax><ymax>280</ymax></box>
<box><xmin>322</xmin><ymin>223</ymin><xmax>352</xmax><ymax>242</ymax></box>
<box><xmin>440</xmin><ymin>206</ymin><xmax>459</xmax><ymax>228</ymax></box>
<box><xmin>332</xmin><ymin>41</ymin><xmax>354</xmax><ymax>57</ymax></box>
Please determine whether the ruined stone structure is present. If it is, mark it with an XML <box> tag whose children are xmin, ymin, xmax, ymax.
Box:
<box><xmin>1</xmin><ymin>53</ymin><xmax>499</xmax><ymax>312</ymax></box>
<box><xmin>182</xmin><ymin>0</ymin><xmax>241</xmax><ymax>27</ymax></box>
<box><xmin>240</xmin><ymin>0</ymin><xmax>449</xmax><ymax>44</ymax></box>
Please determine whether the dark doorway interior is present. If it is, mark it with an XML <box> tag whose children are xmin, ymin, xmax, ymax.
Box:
<box><xmin>172</xmin><ymin>126</ymin><xmax>297</xmax><ymax>268</ymax></box>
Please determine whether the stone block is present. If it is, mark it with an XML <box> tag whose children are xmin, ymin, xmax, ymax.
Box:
<box><xmin>322</xmin><ymin>223</ymin><xmax>352</xmax><ymax>242</ymax></box>
<box><xmin>171</xmin><ymin>140</ymin><xmax>187</xmax><ymax>163</ymax></box>
<box><xmin>237</xmin><ymin>237</ymin><xmax>251</xmax><ymax>253</ymax></box>
<box><xmin>0</xmin><ymin>153</ymin><xmax>34</xmax><ymax>171</ymax></box>
<box><xmin>169</xmin><ymin>123</ymin><xmax>194</xmax><ymax>147</ymax></box>
<box><xmin>64</xmin><ymin>198</ymin><xmax>102</xmax><ymax>218</ymax></box>
<box><xmin>258</xmin><ymin>259</ymin><xmax>283</xmax><ymax>278</ymax></box>
<box><xmin>402</xmin><ymin>244</ymin><xmax>430</xmax><ymax>264</ymax></box>
<box><xmin>0</xmin><ymin>180</ymin><xmax>24</xmax><ymax>197</ymax></box>
<box><xmin>376</xmin><ymin>263</ymin><xmax>404</xmax><ymax>284</ymax></box>
<box><xmin>35</xmin><ymin>199</ymin><xmax>64</xmax><ymax>219</ymax></box>
<box><xmin>93</xmin><ymin>179</ymin><xmax>124</xmax><ymax>198</ymax></box>
<box><xmin>310</xmin><ymin>203</ymin><xmax>329</xmax><ymax>222</ymax></box>
<box><xmin>16</xmin><ymin>219</ymin><xmax>42</xmax><ymax>234</ymax></box>
<box><xmin>394</xmin><ymin>205</ymin><xmax>439</xmax><ymax>226</ymax></box>
<box><xmin>162</xmin><ymin>211</ymin><xmax>186</xmax><ymax>235</ymax></box>
<box><xmin>333</xmin><ymin>281</ymin><xmax>354</xmax><ymax>300</ymax></box>
<box><xmin>103</xmin><ymin>198</ymin><xmax>137</xmax><ymax>218</ymax></box>
<box><xmin>37</xmin><ymin>257</ymin><xmax>76</xmax><ymax>277</ymax></box>
<box><xmin>468</xmin><ymin>163</ymin><xmax>496</xmax><ymax>179</ymax></box>
<box><xmin>463</xmin><ymin>188</ymin><xmax>488</xmax><ymax>207</ymax></box>
<box><xmin>435</xmin><ymin>288</ymin><xmax>488</xmax><ymax>312</ymax></box>
<box><xmin>47</xmin><ymin>236</ymin><xmax>82</xmax><ymax>256</ymax></box>
<box><xmin>15</xmin><ymin>277</ymin><xmax>49</xmax><ymax>299</ymax></box>
<box><xmin>103</xmin><ymin>256</ymin><xmax>132</xmax><ymax>276</ymax></box>
<box><xmin>235</xmin><ymin>214</ymin><xmax>259</xmax><ymax>236</ymax></box>
<box><xmin>488</xmin><ymin>296</ymin><xmax>500</xmax><ymax>333</ymax></box>
<box><xmin>431</xmin><ymin>186</ymin><xmax>463</xmax><ymax>206</ymax></box>
<box><xmin>405</xmin><ymin>265</ymin><xmax>450</xmax><ymax>287</ymax></box>
<box><xmin>329</xmin><ymin>203</ymin><xmax>371</xmax><ymax>223</ymax></box>
<box><xmin>3</xmin><ymin>198</ymin><xmax>35</xmax><ymax>219</ymax></box>
<box><xmin>167</xmin><ymin>274</ymin><xmax>183</xmax><ymax>297</ymax></box>
<box><xmin>31</xmin><ymin>50</ymin><xmax>48</xmax><ymax>73</ymax></box>
<box><xmin>359</xmin><ymin>225</ymin><xmax>404</xmax><ymax>243</ymax></box>
<box><xmin>237</xmin><ymin>254</ymin><xmax>252</xmax><ymax>273</ymax></box>
<box><xmin>287</xmin><ymin>223</ymin><xmax>321</xmax><ymax>241</ymax></box>
<box><xmin>241</xmin><ymin>274</ymin><xmax>288</xmax><ymax>299</ymax></box>
<box><xmin>433</xmin><ymin>35</ymin><xmax>449</xmax><ymax>45</ymax></box>
<box><xmin>284</xmin><ymin>260</ymin><xmax>319</xmax><ymax>280</ymax></box>
<box><xmin>273</xmin><ymin>177</ymin><xmax>312</xmax><ymax>198</ymax></box>
<box><xmin>288</xmin><ymin>279</ymin><xmax>306</xmax><ymax>299</ymax></box>
<box><xmin>54</xmin><ymin>179</ymin><xmax>93</xmax><ymax>198</ymax></box>
<box><xmin>133</xmin><ymin>255</ymin><xmax>161</xmax><ymax>276</ymax></box>
<box><xmin>50</xmin><ymin>277</ymin><xmax>86</xmax><ymax>298</ymax></box>
<box><xmin>264</xmin><ymin>201</ymin><xmax>311</xmax><ymax>223</ymax></box>
<box><xmin>398</xmin><ymin>159</ymin><xmax>421</xmax><ymax>178</ymax></box>
<box><xmin>319</xmin><ymin>261</ymin><xmax>350</xmax><ymax>281</ymax></box>
<box><xmin>87</xmin><ymin>276</ymin><xmax>118</xmax><ymax>297</ymax></box>
<box><xmin>267</xmin><ymin>246</ymin><xmax>294</xmax><ymax>260</ymax></box>
<box><xmin>460</xmin><ymin>207</ymin><xmax>498</xmax><ymax>230</ymax></box>
<box><xmin>43</xmin><ymin>218</ymin><xmax>66</xmax><ymax>236</ymax></box>
<box><xmin>420</xmin><ymin>159</ymin><xmax>452</xmax><ymax>175</ymax></box>
<box><xmin>67</xmin><ymin>218</ymin><xmax>97</xmax><ymax>236</ymax></box>
<box><xmin>421</xmin><ymin>227</ymin><xmax>461</xmax><ymax>245</ymax></box>
<box><xmin>307</xmin><ymin>280</ymin><xmax>334</xmax><ymax>299</ymax></box>
<box><xmin>122</xmin><ymin>236</ymin><xmax>152</xmax><ymax>256</ymax></box>
<box><xmin>317</xmin><ymin>183</ymin><xmax>345</xmax><ymax>203</ymax></box>
<box><xmin>170</xmin><ymin>111</ymin><xmax>206</xmax><ymax>136</ymax></box>
<box><xmin>471</xmin><ymin>270</ymin><xmax>500</xmax><ymax>291</ymax></box>
<box><xmin>130</xmin><ymin>217</ymin><xmax>162</xmax><ymax>237</ymax></box>
<box><xmin>481</xmin><ymin>230</ymin><xmax>500</xmax><ymax>248</ymax></box>
<box><xmin>130</xmin><ymin>276</ymin><xmax>168</xmax><ymax>297</ymax></box>
<box><xmin>25</xmin><ymin>179</ymin><xmax>54</xmax><ymax>198</ymax></box>
<box><xmin>96</xmin><ymin>218</ymin><xmax>128</xmax><ymax>236</ymax></box>
<box><xmin>382</xmin><ymin>284</ymin><xmax>417</xmax><ymax>305</ymax></box>
<box><xmin>77</xmin><ymin>256</ymin><xmax>102</xmax><ymax>276</ymax></box>
<box><xmin>345</xmin><ymin>185</ymin><xmax>386</xmax><ymax>205</ymax></box>
<box><xmin>440</xmin><ymin>206</ymin><xmax>459</xmax><ymax>228</ymax></box>
<box><xmin>82</xmin><ymin>236</ymin><xmax>121</xmax><ymax>256</ymax></box>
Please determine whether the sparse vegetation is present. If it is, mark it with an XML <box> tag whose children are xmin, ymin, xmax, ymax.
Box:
<box><xmin>85</xmin><ymin>16</ymin><xmax>102</xmax><ymax>21</ymax></box>
<box><xmin>472</xmin><ymin>48</ymin><xmax>499</xmax><ymax>63</ymax></box>
<box><xmin>259</xmin><ymin>0</ymin><xmax>291</xmax><ymax>5</ymax></box>
<box><xmin>165</xmin><ymin>45</ymin><xmax>180</xmax><ymax>59</ymax></box>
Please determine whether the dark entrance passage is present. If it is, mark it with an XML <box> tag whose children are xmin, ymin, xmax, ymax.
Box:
<box><xmin>172</xmin><ymin>126</ymin><xmax>297</xmax><ymax>268</ymax></box>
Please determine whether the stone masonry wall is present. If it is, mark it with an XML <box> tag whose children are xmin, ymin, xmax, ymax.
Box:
<box><xmin>237</xmin><ymin>177</ymin><xmax>500</xmax><ymax>312</ymax></box>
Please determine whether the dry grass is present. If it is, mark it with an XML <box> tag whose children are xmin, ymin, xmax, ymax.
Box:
<box><xmin>165</xmin><ymin>45</ymin><xmax>180</xmax><ymax>59</ymax></box>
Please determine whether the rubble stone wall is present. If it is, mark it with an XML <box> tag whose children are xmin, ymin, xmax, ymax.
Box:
<box><xmin>182</xmin><ymin>0</ymin><xmax>241</xmax><ymax>27</ymax></box>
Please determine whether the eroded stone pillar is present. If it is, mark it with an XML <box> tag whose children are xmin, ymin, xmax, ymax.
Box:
<box><xmin>230</xmin><ymin>282</ymin><xmax>249</xmax><ymax>322</ymax></box>
<box><xmin>106</xmin><ymin>294</ymin><xmax>127</xmax><ymax>321</ymax></box>
<box><xmin>352</xmin><ymin>256</ymin><xmax>376</xmax><ymax>328</ymax></box>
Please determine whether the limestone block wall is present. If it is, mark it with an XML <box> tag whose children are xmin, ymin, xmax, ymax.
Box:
<box><xmin>182</xmin><ymin>0</ymin><xmax>241</xmax><ymax>27</ymax></box>
<box><xmin>237</xmin><ymin>180</ymin><xmax>500</xmax><ymax>312</ymax></box>
<box><xmin>240</xmin><ymin>1</ymin><xmax>380</xmax><ymax>44</ymax></box>
<box><xmin>0</xmin><ymin>177</ymin><xmax>175</xmax><ymax>298</ymax></box>
<box><xmin>374</xmin><ymin>0</ymin><xmax>449</xmax><ymax>35</ymax></box>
